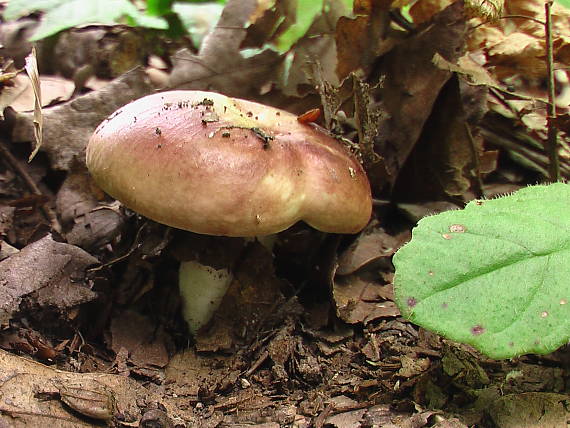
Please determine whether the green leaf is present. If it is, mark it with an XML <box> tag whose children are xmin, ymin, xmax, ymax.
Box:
<box><xmin>4</xmin><ymin>0</ymin><xmax>66</xmax><ymax>21</ymax></box>
<box><xmin>393</xmin><ymin>183</ymin><xmax>570</xmax><ymax>359</ymax></box>
<box><xmin>274</xmin><ymin>0</ymin><xmax>324</xmax><ymax>53</ymax></box>
<box><xmin>172</xmin><ymin>2</ymin><xmax>223</xmax><ymax>46</ymax></box>
<box><xmin>146</xmin><ymin>0</ymin><xmax>174</xmax><ymax>16</ymax></box>
<box><xmin>555</xmin><ymin>0</ymin><xmax>570</xmax><ymax>9</ymax></box>
<box><xmin>4</xmin><ymin>0</ymin><xmax>167</xmax><ymax>41</ymax></box>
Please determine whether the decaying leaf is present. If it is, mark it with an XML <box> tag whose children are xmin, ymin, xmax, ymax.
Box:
<box><xmin>0</xmin><ymin>234</ymin><xmax>98</xmax><ymax>326</ymax></box>
<box><xmin>9</xmin><ymin>75</ymin><xmax>75</xmax><ymax>111</ymax></box>
<box><xmin>335</xmin><ymin>0</ymin><xmax>393</xmax><ymax>80</ymax></box>
<box><xmin>0</xmin><ymin>348</ymin><xmax>147</xmax><ymax>426</ymax></box>
<box><xmin>336</xmin><ymin>227</ymin><xmax>405</xmax><ymax>276</ymax></box>
<box><xmin>489</xmin><ymin>393</ymin><xmax>570</xmax><ymax>428</ymax></box>
<box><xmin>331</xmin><ymin>224</ymin><xmax>410</xmax><ymax>326</ymax></box>
<box><xmin>169</xmin><ymin>0</ymin><xmax>281</xmax><ymax>98</ymax></box>
<box><xmin>0</xmin><ymin>72</ymin><xmax>30</xmax><ymax>115</ymax></box>
<box><xmin>393</xmin><ymin>76</ymin><xmax>486</xmax><ymax>200</ymax></box>
<box><xmin>9</xmin><ymin>67</ymin><xmax>153</xmax><ymax>170</ymax></box>
<box><xmin>58</xmin><ymin>382</ymin><xmax>116</xmax><ymax>421</ymax></box>
<box><xmin>374</xmin><ymin>1</ymin><xmax>468</xmax><ymax>186</ymax></box>
<box><xmin>56</xmin><ymin>169</ymin><xmax>124</xmax><ymax>250</ymax></box>
<box><xmin>333</xmin><ymin>274</ymin><xmax>400</xmax><ymax>325</ymax></box>
<box><xmin>410</xmin><ymin>0</ymin><xmax>455</xmax><ymax>24</ymax></box>
<box><xmin>109</xmin><ymin>310</ymin><xmax>170</xmax><ymax>369</ymax></box>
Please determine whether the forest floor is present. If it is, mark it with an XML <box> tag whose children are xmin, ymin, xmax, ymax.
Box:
<box><xmin>0</xmin><ymin>0</ymin><xmax>570</xmax><ymax>427</ymax></box>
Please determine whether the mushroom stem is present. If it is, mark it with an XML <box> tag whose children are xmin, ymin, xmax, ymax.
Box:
<box><xmin>252</xmin><ymin>234</ymin><xmax>277</xmax><ymax>252</ymax></box>
<box><xmin>178</xmin><ymin>260</ymin><xmax>233</xmax><ymax>334</ymax></box>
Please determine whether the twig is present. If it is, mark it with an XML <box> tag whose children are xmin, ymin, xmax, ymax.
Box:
<box><xmin>314</xmin><ymin>404</ymin><xmax>334</xmax><ymax>428</ymax></box>
<box><xmin>0</xmin><ymin>138</ymin><xmax>61</xmax><ymax>233</ymax></box>
<box><xmin>500</xmin><ymin>14</ymin><xmax>545</xmax><ymax>25</ymax></box>
<box><xmin>86</xmin><ymin>222</ymin><xmax>147</xmax><ymax>272</ymax></box>
<box><xmin>544</xmin><ymin>1</ymin><xmax>559</xmax><ymax>182</ymax></box>
<box><xmin>486</xmin><ymin>6</ymin><xmax>562</xmax><ymax>182</ymax></box>
<box><xmin>464</xmin><ymin>123</ymin><xmax>485</xmax><ymax>199</ymax></box>
<box><xmin>244</xmin><ymin>350</ymin><xmax>269</xmax><ymax>377</ymax></box>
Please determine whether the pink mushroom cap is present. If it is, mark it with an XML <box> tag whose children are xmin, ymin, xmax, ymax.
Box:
<box><xmin>86</xmin><ymin>91</ymin><xmax>372</xmax><ymax>236</ymax></box>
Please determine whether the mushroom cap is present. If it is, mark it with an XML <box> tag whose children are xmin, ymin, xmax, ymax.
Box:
<box><xmin>86</xmin><ymin>91</ymin><xmax>372</xmax><ymax>236</ymax></box>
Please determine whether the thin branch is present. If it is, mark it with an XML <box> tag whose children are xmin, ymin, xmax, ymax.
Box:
<box><xmin>544</xmin><ymin>1</ymin><xmax>559</xmax><ymax>182</ymax></box>
<box><xmin>500</xmin><ymin>14</ymin><xmax>546</xmax><ymax>25</ymax></box>
<box><xmin>464</xmin><ymin>123</ymin><xmax>485</xmax><ymax>198</ymax></box>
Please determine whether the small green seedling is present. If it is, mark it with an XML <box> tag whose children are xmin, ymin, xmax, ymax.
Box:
<box><xmin>393</xmin><ymin>183</ymin><xmax>570</xmax><ymax>359</ymax></box>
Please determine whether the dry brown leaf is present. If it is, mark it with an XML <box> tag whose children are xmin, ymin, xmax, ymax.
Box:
<box><xmin>374</xmin><ymin>1</ymin><xmax>467</xmax><ymax>186</ymax></box>
<box><xmin>9</xmin><ymin>76</ymin><xmax>75</xmax><ymax>111</ymax></box>
<box><xmin>393</xmin><ymin>76</ymin><xmax>487</xmax><ymax>199</ymax></box>
<box><xmin>109</xmin><ymin>310</ymin><xmax>170</xmax><ymax>369</ymax></box>
<box><xmin>335</xmin><ymin>3</ymin><xmax>392</xmax><ymax>80</ymax></box>
<box><xmin>489</xmin><ymin>393</ymin><xmax>570</xmax><ymax>428</ymax></box>
<box><xmin>325</xmin><ymin>408</ymin><xmax>367</xmax><ymax>428</ymax></box>
<box><xmin>487</xmin><ymin>32</ymin><xmax>545</xmax><ymax>79</ymax></box>
<box><xmin>0</xmin><ymin>348</ymin><xmax>148</xmax><ymax>426</ymax></box>
<box><xmin>169</xmin><ymin>0</ymin><xmax>281</xmax><ymax>98</ymax></box>
<box><xmin>505</xmin><ymin>0</ymin><xmax>570</xmax><ymax>38</ymax></box>
<box><xmin>0</xmin><ymin>73</ymin><xmax>30</xmax><ymax>114</ymax></box>
<box><xmin>56</xmin><ymin>169</ymin><xmax>124</xmax><ymax>250</ymax></box>
<box><xmin>24</xmin><ymin>46</ymin><xmax>42</xmax><ymax>162</ymax></box>
<box><xmin>336</xmin><ymin>227</ymin><xmax>403</xmax><ymax>276</ymax></box>
<box><xmin>467</xmin><ymin>0</ymin><xmax>570</xmax><ymax>84</ymax></box>
<box><xmin>333</xmin><ymin>274</ymin><xmax>399</xmax><ymax>325</ymax></box>
<box><xmin>0</xmin><ymin>234</ymin><xmax>97</xmax><ymax>326</ymax></box>
<box><xmin>453</xmin><ymin>54</ymin><xmax>499</xmax><ymax>87</ymax></box>
<box><xmin>410</xmin><ymin>0</ymin><xmax>455</xmax><ymax>24</ymax></box>
<box><xmin>10</xmin><ymin>67</ymin><xmax>153</xmax><ymax>171</ymax></box>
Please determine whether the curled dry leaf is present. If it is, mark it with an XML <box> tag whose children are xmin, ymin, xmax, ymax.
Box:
<box><xmin>333</xmin><ymin>225</ymin><xmax>404</xmax><ymax>325</ymax></box>
<box><xmin>337</xmin><ymin>227</ymin><xmax>405</xmax><ymax>276</ymax></box>
<box><xmin>24</xmin><ymin>46</ymin><xmax>42</xmax><ymax>162</ymax></box>
<box><xmin>333</xmin><ymin>274</ymin><xmax>400</xmax><ymax>325</ymax></box>
<box><xmin>56</xmin><ymin>169</ymin><xmax>124</xmax><ymax>250</ymax></box>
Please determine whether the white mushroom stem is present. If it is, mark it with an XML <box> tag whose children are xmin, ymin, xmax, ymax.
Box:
<box><xmin>178</xmin><ymin>260</ymin><xmax>233</xmax><ymax>334</ymax></box>
<box><xmin>250</xmin><ymin>234</ymin><xmax>277</xmax><ymax>252</ymax></box>
<box><xmin>178</xmin><ymin>235</ymin><xmax>275</xmax><ymax>334</ymax></box>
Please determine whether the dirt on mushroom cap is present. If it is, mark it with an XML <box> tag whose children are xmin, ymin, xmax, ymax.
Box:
<box><xmin>86</xmin><ymin>90</ymin><xmax>372</xmax><ymax>236</ymax></box>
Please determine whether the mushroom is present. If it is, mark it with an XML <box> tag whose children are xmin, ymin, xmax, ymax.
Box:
<box><xmin>86</xmin><ymin>90</ymin><xmax>372</xmax><ymax>333</ymax></box>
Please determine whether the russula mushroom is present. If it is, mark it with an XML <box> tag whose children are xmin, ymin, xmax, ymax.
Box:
<box><xmin>86</xmin><ymin>90</ymin><xmax>372</xmax><ymax>333</ymax></box>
